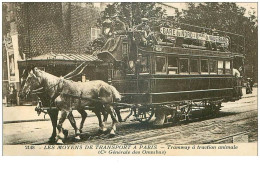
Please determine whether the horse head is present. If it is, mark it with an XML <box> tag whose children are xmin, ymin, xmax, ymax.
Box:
<box><xmin>19</xmin><ymin>67</ymin><xmax>42</xmax><ymax>99</ymax></box>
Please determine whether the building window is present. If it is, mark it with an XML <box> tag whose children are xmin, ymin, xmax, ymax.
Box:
<box><xmin>179</xmin><ymin>58</ymin><xmax>189</xmax><ymax>73</ymax></box>
<box><xmin>209</xmin><ymin>60</ymin><xmax>217</xmax><ymax>74</ymax></box>
<box><xmin>168</xmin><ymin>56</ymin><xmax>178</xmax><ymax>74</ymax></box>
<box><xmin>225</xmin><ymin>60</ymin><xmax>231</xmax><ymax>74</ymax></box>
<box><xmin>156</xmin><ymin>56</ymin><xmax>166</xmax><ymax>74</ymax></box>
<box><xmin>190</xmin><ymin>59</ymin><xmax>199</xmax><ymax>73</ymax></box>
<box><xmin>218</xmin><ymin>60</ymin><xmax>224</xmax><ymax>74</ymax></box>
<box><xmin>201</xmin><ymin>59</ymin><xmax>209</xmax><ymax>73</ymax></box>
<box><xmin>91</xmin><ymin>28</ymin><xmax>101</xmax><ymax>41</ymax></box>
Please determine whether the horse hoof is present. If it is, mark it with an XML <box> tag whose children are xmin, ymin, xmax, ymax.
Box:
<box><xmin>63</xmin><ymin>130</ymin><xmax>69</xmax><ymax>138</ymax></box>
<box><xmin>109</xmin><ymin>133</ymin><xmax>116</xmax><ymax>138</ymax></box>
<box><xmin>75</xmin><ymin>136</ymin><xmax>81</xmax><ymax>141</ymax></box>
<box><xmin>102</xmin><ymin>127</ymin><xmax>108</xmax><ymax>132</ymax></box>
<box><xmin>99</xmin><ymin>127</ymin><xmax>107</xmax><ymax>133</ymax></box>
<box><xmin>109</xmin><ymin>129</ymin><xmax>116</xmax><ymax>137</ymax></box>
<box><xmin>56</xmin><ymin>139</ymin><xmax>64</xmax><ymax>145</ymax></box>
<box><xmin>48</xmin><ymin>136</ymin><xmax>56</xmax><ymax>143</ymax></box>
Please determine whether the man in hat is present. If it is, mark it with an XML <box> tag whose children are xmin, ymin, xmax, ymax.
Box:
<box><xmin>134</xmin><ymin>18</ymin><xmax>152</xmax><ymax>46</ymax></box>
<box><xmin>134</xmin><ymin>18</ymin><xmax>151</xmax><ymax>38</ymax></box>
<box><xmin>111</xmin><ymin>14</ymin><xmax>127</xmax><ymax>35</ymax></box>
<box><xmin>102</xmin><ymin>15</ymin><xmax>113</xmax><ymax>37</ymax></box>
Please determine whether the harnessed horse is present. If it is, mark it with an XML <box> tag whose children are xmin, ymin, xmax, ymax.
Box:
<box><xmin>20</xmin><ymin>67</ymin><xmax>121</xmax><ymax>144</ymax></box>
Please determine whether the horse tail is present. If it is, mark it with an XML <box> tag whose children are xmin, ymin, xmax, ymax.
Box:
<box><xmin>110</xmin><ymin>85</ymin><xmax>121</xmax><ymax>102</ymax></box>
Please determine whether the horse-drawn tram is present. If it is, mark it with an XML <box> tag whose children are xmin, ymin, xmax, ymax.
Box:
<box><xmin>19</xmin><ymin>19</ymin><xmax>245</xmax><ymax>143</ymax></box>
<box><xmin>97</xmin><ymin>19</ymin><xmax>244</xmax><ymax>124</ymax></box>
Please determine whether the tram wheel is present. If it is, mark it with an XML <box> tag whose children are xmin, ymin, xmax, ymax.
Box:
<box><xmin>135</xmin><ymin>107</ymin><xmax>155</xmax><ymax>123</ymax></box>
<box><xmin>204</xmin><ymin>102</ymin><xmax>221</xmax><ymax>117</ymax></box>
<box><xmin>181</xmin><ymin>105</ymin><xmax>191</xmax><ymax>122</ymax></box>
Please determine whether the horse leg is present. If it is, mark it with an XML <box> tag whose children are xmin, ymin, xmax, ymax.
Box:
<box><xmin>77</xmin><ymin>109</ymin><xmax>88</xmax><ymax>134</ymax></box>
<box><xmin>115</xmin><ymin>108</ymin><xmax>122</xmax><ymax>122</ymax></box>
<box><xmin>94</xmin><ymin>109</ymin><xmax>107</xmax><ymax>132</ymax></box>
<box><xmin>56</xmin><ymin>110</ymin><xmax>68</xmax><ymax>144</ymax></box>
<box><xmin>48</xmin><ymin>109</ymin><xmax>58</xmax><ymax>143</ymax></box>
<box><xmin>104</xmin><ymin>105</ymin><xmax>118</xmax><ymax>136</ymax></box>
<box><xmin>101</xmin><ymin>108</ymin><xmax>108</xmax><ymax>122</ymax></box>
<box><xmin>67</xmin><ymin>111</ymin><xmax>81</xmax><ymax>140</ymax></box>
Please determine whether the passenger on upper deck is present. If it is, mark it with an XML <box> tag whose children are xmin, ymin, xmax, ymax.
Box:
<box><xmin>102</xmin><ymin>15</ymin><xmax>113</xmax><ymax>37</ymax></box>
<box><xmin>134</xmin><ymin>18</ymin><xmax>151</xmax><ymax>37</ymax></box>
<box><xmin>212</xmin><ymin>29</ymin><xmax>218</xmax><ymax>51</ymax></box>
<box><xmin>100</xmin><ymin>14</ymin><xmax>127</xmax><ymax>54</ymax></box>
<box><xmin>111</xmin><ymin>14</ymin><xmax>127</xmax><ymax>35</ymax></box>
<box><xmin>134</xmin><ymin>18</ymin><xmax>152</xmax><ymax>46</ymax></box>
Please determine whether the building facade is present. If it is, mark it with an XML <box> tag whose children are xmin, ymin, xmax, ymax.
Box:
<box><xmin>2</xmin><ymin>2</ymin><xmax>102</xmax><ymax>105</ymax></box>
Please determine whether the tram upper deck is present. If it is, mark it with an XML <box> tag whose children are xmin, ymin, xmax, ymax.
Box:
<box><xmin>97</xmin><ymin>23</ymin><xmax>244</xmax><ymax>105</ymax></box>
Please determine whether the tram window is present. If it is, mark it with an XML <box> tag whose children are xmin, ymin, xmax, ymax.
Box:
<box><xmin>225</xmin><ymin>60</ymin><xmax>231</xmax><ymax>74</ymax></box>
<box><xmin>190</xmin><ymin>59</ymin><xmax>199</xmax><ymax>73</ymax></box>
<box><xmin>209</xmin><ymin>60</ymin><xmax>217</xmax><ymax>74</ymax></box>
<box><xmin>218</xmin><ymin>60</ymin><xmax>224</xmax><ymax>74</ymax></box>
<box><xmin>140</xmin><ymin>56</ymin><xmax>149</xmax><ymax>73</ymax></box>
<box><xmin>156</xmin><ymin>56</ymin><xmax>166</xmax><ymax>74</ymax></box>
<box><xmin>127</xmin><ymin>61</ymin><xmax>135</xmax><ymax>74</ymax></box>
<box><xmin>168</xmin><ymin>56</ymin><xmax>178</xmax><ymax>74</ymax></box>
<box><xmin>201</xmin><ymin>59</ymin><xmax>209</xmax><ymax>73</ymax></box>
<box><xmin>179</xmin><ymin>59</ymin><xmax>189</xmax><ymax>73</ymax></box>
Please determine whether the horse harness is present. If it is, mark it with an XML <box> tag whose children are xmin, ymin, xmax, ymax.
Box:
<box><xmin>33</xmin><ymin>77</ymin><xmax>65</xmax><ymax>116</ymax></box>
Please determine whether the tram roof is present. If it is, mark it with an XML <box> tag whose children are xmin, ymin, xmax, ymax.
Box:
<box><xmin>18</xmin><ymin>53</ymin><xmax>101</xmax><ymax>62</ymax></box>
<box><xmin>18</xmin><ymin>53</ymin><xmax>102</xmax><ymax>67</ymax></box>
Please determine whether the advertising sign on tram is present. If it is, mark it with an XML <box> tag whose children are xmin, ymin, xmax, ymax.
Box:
<box><xmin>160</xmin><ymin>27</ymin><xmax>229</xmax><ymax>45</ymax></box>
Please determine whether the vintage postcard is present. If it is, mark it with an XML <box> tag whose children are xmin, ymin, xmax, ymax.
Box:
<box><xmin>2</xmin><ymin>2</ymin><xmax>258</xmax><ymax>156</ymax></box>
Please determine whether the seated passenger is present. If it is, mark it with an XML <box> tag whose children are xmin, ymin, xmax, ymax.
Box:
<box><xmin>101</xmin><ymin>14</ymin><xmax>127</xmax><ymax>52</ymax></box>
<box><xmin>111</xmin><ymin>14</ymin><xmax>127</xmax><ymax>35</ymax></box>
<box><xmin>102</xmin><ymin>15</ymin><xmax>113</xmax><ymax>37</ymax></box>
<box><xmin>134</xmin><ymin>18</ymin><xmax>152</xmax><ymax>46</ymax></box>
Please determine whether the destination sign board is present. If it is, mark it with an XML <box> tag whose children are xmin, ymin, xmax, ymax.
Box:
<box><xmin>160</xmin><ymin>27</ymin><xmax>229</xmax><ymax>45</ymax></box>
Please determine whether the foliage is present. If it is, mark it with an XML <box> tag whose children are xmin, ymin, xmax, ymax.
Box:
<box><xmin>178</xmin><ymin>2</ymin><xmax>257</xmax><ymax>79</ymax></box>
<box><xmin>101</xmin><ymin>2</ymin><xmax>166</xmax><ymax>27</ymax></box>
<box><xmin>96</xmin><ymin>2</ymin><xmax>258</xmax><ymax>79</ymax></box>
<box><xmin>89</xmin><ymin>2</ymin><xmax>167</xmax><ymax>53</ymax></box>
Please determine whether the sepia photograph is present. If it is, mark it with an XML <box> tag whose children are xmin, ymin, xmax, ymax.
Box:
<box><xmin>2</xmin><ymin>1</ymin><xmax>258</xmax><ymax>156</ymax></box>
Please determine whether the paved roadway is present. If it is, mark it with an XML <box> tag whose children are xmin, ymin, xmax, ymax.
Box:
<box><xmin>3</xmin><ymin>88</ymin><xmax>258</xmax><ymax>145</ymax></box>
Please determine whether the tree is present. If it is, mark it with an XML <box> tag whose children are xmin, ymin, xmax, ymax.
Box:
<box><xmin>101</xmin><ymin>2</ymin><xmax>166</xmax><ymax>27</ymax></box>
<box><xmin>179</xmin><ymin>2</ymin><xmax>257</xmax><ymax>80</ymax></box>
<box><xmin>86</xmin><ymin>2</ymin><xmax>166</xmax><ymax>54</ymax></box>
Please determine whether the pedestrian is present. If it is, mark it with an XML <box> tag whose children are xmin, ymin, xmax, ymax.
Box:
<box><xmin>8</xmin><ymin>85</ymin><xmax>17</xmax><ymax>106</ymax></box>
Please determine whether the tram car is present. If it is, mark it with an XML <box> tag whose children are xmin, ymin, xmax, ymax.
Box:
<box><xmin>97</xmin><ymin>19</ymin><xmax>244</xmax><ymax>124</ymax></box>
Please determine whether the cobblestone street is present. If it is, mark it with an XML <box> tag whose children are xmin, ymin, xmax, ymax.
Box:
<box><xmin>3</xmin><ymin>88</ymin><xmax>258</xmax><ymax>145</ymax></box>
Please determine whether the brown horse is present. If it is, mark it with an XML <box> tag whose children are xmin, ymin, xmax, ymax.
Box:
<box><xmin>20</xmin><ymin>67</ymin><xmax>121</xmax><ymax>144</ymax></box>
